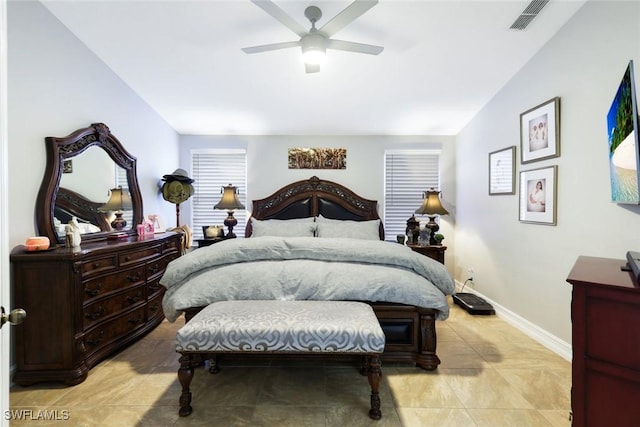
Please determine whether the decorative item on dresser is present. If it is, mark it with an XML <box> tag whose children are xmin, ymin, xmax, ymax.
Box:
<box><xmin>11</xmin><ymin>233</ymin><xmax>182</xmax><ymax>385</ymax></box>
<box><xmin>566</xmin><ymin>256</ymin><xmax>640</xmax><ymax>426</ymax></box>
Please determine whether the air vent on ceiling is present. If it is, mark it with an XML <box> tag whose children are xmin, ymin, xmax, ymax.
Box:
<box><xmin>509</xmin><ymin>0</ymin><xmax>550</xmax><ymax>30</ymax></box>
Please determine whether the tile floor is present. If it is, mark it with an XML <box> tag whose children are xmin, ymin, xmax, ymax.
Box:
<box><xmin>10</xmin><ymin>298</ymin><xmax>572</xmax><ymax>426</ymax></box>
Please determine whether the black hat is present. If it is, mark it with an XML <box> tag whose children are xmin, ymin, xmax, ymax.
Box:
<box><xmin>162</xmin><ymin>168</ymin><xmax>194</xmax><ymax>184</ymax></box>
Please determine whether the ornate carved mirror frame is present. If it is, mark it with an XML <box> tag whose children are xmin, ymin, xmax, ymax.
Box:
<box><xmin>36</xmin><ymin>123</ymin><xmax>143</xmax><ymax>244</ymax></box>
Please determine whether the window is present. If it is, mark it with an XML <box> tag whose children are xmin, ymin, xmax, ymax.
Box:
<box><xmin>115</xmin><ymin>165</ymin><xmax>132</xmax><ymax>228</ymax></box>
<box><xmin>384</xmin><ymin>150</ymin><xmax>441</xmax><ymax>238</ymax></box>
<box><xmin>191</xmin><ymin>149</ymin><xmax>247</xmax><ymax>239</ymax></box>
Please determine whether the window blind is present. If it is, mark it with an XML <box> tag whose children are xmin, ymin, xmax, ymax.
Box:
<box><xmin>191</xmin><ymin>149</ymin><xmax>247</xmax><ymax>239</ymax></box>
<box><xmin>115</xmin><ymin>165</ymin><xmax>133</xmax><ymax>228</ymax></box>
<box><xmin>384</xmin><ymin>150</ymin><xmax>441</xmax><ymax>238</ymax></box>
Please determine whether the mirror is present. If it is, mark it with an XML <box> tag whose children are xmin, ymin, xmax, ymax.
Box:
<box><xmin>36</xmin><ymin>123</ymin><xmax>143</xmax><ymax>244</ymax></box>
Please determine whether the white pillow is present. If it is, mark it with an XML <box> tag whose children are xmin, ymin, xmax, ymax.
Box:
<box><xmin>76</xmin><ymin>222</ymin><xmax>101</xmax><ymax>234</ymax></box>
<box><xmin>316</xmin><ymin>216</ymin><xmax>381</xmax><ymax>240</ymax></box>
<box><xmin>250</xmin><ymin>217</ymin><xmax>316</xmax><ymax>237</ymax></box>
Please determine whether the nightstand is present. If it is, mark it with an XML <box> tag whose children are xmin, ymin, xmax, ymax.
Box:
<box><xmin>407</xmin><ymin>244</ymin><xmax>446</xmax><ymax>265</ymax></box>
<box><xmin>196</xmin><ymin>237</ymin><xmax>225</xmax><ymax>248</ymax></box>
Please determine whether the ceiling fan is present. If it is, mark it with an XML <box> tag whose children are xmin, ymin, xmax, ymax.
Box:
<box><xmin>242</xmin><ymin>0</ymin><xmax>384</xmax><ymax>73</ymax></box>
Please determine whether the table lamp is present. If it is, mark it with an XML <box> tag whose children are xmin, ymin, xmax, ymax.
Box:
<box><xmin>100</xmin><ymin>186</ymin><xmax>133</xmax><ymax>231</ymax></box>
<box><xmin>213</xmin><ymin>184</ymin><xmax>245</xmax><ymax>238</ymax></box>
<box><xmin>414</xmin><ymin>188</ymin><xmax>449</xmax><ymax>245</ymax></box>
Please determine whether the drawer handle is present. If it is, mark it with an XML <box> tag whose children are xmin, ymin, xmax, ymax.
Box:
<box><xmin>126</xmin><ymin>294</ymin><xmax>143</xmax><ymax>304</ymax></box>
<box><xmin>86</xmin><ymin>331</ymin><xmax>104</xmax><ymax>346</ymax></box>
<box><xmin>93</xmin><ymin>262</ymin><xmax>101</xmax><ymax>268</ymax></box>
<box><xmin>124</xmin><ymin>256</ymin><xmax>131</xmax><ymax>262</ymax></box>
<box><xmin>149</xmin><ymin>264</ymin><xmax>160</xmax><ymax>274</ymax></box>
<box><xmin>85</xmin><ymin>284</ymin><xmax>103</xmax><ymax>297</ymax></box>
<box><xmin>84</xmin><ymin>307</ymin><xmax>104</xmax><ymax>320</ymax></box>
<box><xmin>149</xmin><ymin>303</ymin><xmax>160</xmax><ymax>312</ymax></box>
<box><xmin>127</xmin><ymin>272</ymin><xmax>142</xmax><ymax>282</ymax></box>
<box><xmin>128</xmin><ymin>316</ymin><xmax>142</xmax><ymax>325</ymax></box>
<box><xmin>149</xmin><ymin>284</ymin><xmax>160</xmax><ymax>292</ymax></box>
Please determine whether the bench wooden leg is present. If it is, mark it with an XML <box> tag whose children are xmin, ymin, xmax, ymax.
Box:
<box><xmin>360</xmin><ymin>355</ymin><xmax>369</xmax><ymax>376</ymax></box>
<box><xmin>178</xmin><ymin>353</ymin><xmax>195</xmax><ymax>417</ymax></box>
<box><xmin>208</xmin><ymin>354</ymin><xmax>220</xmax><ymax>374</ymax></box>
<box><xmin>367</xmin><ymin>354</ymin><xmax>382</xmax><ymax>420</ymax></box>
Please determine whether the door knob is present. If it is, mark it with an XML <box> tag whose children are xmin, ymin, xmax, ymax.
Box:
<box><xmin>0</xmin><ymin>306</ymin><xmax>27</xmax><ymax>328</ymax></box>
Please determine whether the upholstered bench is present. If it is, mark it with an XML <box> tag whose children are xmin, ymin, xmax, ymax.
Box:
<box><xmin>175</xmin><ymin>300</ymin><xmax>386</xmax><ymax>419</ymax></box>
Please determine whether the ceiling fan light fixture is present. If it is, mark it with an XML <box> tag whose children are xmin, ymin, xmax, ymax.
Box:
<box><xmin>242</xmin><ymin>0</ymin><xmax>383</xmax><ymax>72</ymax></box>
<box><xmin>301</xmin><ymin>33</ymin><xmax>326</xmax><ymax>65</ymax></box>
<box><xmin>302</xmin><ymin>47</ymin><xmax>325</xmax><ymax>65</ymax></box>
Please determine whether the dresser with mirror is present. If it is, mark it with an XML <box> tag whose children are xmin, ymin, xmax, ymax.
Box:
<box><xmin>10</xmin><ymin>123</ymin><xmax>181</xmax><ymax>385</ymax></box>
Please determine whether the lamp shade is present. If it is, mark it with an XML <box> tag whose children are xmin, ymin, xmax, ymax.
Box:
<box><xmin>415</xmin><ymin>188</ymin><xmax>449</xmax><ymax>216</ymax></box>
<box><xmin>100</xmin><ymin>187</ymin><xmax>132</xmax><ymax>231</ymax></box>
<box><xmin>213</xmin><ymin>184</ymin><xmax>245</xmax><ymax>211</ymax></box>
<box><xmin>100</xmin><ymin>187</ymin><xmax>132</xmax><ymax>212</ymax></box>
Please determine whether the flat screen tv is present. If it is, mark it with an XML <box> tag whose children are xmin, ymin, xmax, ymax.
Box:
<box><xmin>607</xmin><ymin>60</ymin><xmax>640</xmax><ymax>204</ymax></box>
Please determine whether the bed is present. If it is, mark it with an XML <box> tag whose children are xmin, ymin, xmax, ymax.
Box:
<box><xmin>160</xmin><ymin>176</ymin><xmax>455</xmax><ymax>370</ymax></box>
<box><xmin>53</xmin><ymin>187</ymin><xmax>110</xmax><ymax>235</ymax></box>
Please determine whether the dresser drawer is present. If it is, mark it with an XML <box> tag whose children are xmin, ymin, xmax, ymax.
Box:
<box><xmin>83</xmin><ymin>266</ymin><xmax>145</xmax><ymax>302</ymax></box>
<box><xmin>162</xmin><ymin>237</ymin><xmax>180</xmax><ymax>254</ymax></box>
<box><xmin>80</xmin><ymin>255</ymin><xmax>118</xmax><ymax>278</ymax></box>
<box><xmin>84</xmin><ymin>305</ymin><xmax>146</xmax><ymax>353</ymax></box>
<box><xmin>147</xmin><ymin>253</ymin><xmax>179</xmax><ymax>281</ymax></box>
<box><xmin>147</xmin><ymin>292</ymin><xmax>164</xmax><ymax>322</ymax></box>
<box><xmin>585</xmin><ymin>294</ymin><xmax>640</xmax><ymax>370</ymax></box>
<box><xmin>147</xmin><ymin>275</ymin><xmax>164</xmax><ymax>300</ymax></box>
<box><xmin>119</xmin><ymin>245</ymin><xmax>162</xmax><ymax>267</ymax></box>
<box><xmin>83</xmin><ymin>285</ymin><xmax>146</xmax><ymax>330</ymax></box>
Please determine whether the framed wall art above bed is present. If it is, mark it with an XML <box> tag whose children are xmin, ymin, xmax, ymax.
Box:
<box><xmin>287</xmin><ymin>147</ymin><xmax>347</xmax><ymax>169</ymax></box>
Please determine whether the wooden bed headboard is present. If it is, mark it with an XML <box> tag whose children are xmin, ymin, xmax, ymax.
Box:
<box><xmin>54</xmin><ymin>187</ymin><xmax>111</xmax><ymax>232</ymax></box>
<box><xmin>245</xmin><ymin>176</ymin><xmax>384</xmax><ymax>239</ymax></box>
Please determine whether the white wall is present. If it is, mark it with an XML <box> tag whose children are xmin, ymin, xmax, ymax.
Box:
<box><xmin>455</xmin><ymin>0</ymin><xmax>640</xmax><ymax>346</ymax></box>
<box><xmin>7</xmin><ymin>0</ymin><xmax>179</xmax><ymax>249</ymax></box>
<box><xmin>179</xmin><ymin>134</ymin><xmax>457</xmax><ymax>272</ymax></box>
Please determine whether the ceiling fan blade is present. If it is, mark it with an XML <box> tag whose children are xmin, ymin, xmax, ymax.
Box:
<box><xmin>242</xmin><ymin>41</ymin><xmax>301</xmax><ymax>54</ymax></box>
<box><xmin>250</xmin><ymin>0</ymin><xmax>308</xmax><ymax>37</ymax></box>
<box><xmin>305</xmin><ymin>63</ymin><xmax>320</xmax><ymax>74</ymax></box>
<box><xmin>319</xmin><ymin>0</ymin><xmax>378</xmax><ymax>38</ymax></box>
<box><xmin>326</xmin><ymin>39</ymin><xmax>383</xmax><ymax>55</ymax></box>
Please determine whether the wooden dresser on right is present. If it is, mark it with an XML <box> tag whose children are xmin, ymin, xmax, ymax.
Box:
<box><xmin>566</xmin><ymin>256</ymin><xmax>640</xmax><ymax>426</ymax></box>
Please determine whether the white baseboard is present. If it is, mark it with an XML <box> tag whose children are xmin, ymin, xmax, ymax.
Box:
<box><xmin>454</xmin><ymin>282</ymin><xmax>572</xmax><ymax>362</ymax></box>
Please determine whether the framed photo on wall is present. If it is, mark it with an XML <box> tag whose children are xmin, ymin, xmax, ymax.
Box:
<box><xmin>520</xmin><ymin>97</ymin><xmax>560</xmax><ymax>164</ymax></box>
<box><xmin>489</xmin><ymin>146</ymin><xmax>516</xmax><ymax>195</ymax></box>
<box><xmin>519</xmin><ymin>165</ymin><xmax>557</xmax><ymax>225</ymax></box>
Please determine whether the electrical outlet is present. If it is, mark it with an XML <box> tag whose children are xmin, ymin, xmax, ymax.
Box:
<box><xmin>467</xmin><ymin>267</ymin><xmax>475</xmax><ymax>281</ymax></box>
